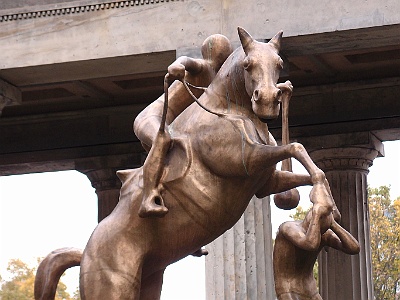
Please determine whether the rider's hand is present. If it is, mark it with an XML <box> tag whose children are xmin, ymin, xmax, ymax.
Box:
<box><xmin>277</xmin><ymin>80</ymin><xmax>293</xmax><ymax>95</ymax></box>
<box><xmin>167</xmin><ymin>63</ymin><xmax>186</xmax><ymax>84</ymax></box>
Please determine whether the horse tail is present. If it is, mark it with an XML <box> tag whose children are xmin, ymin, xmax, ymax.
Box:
<box><xmin>34</xmin><ymin>247</ymin><xmax>82</xmax><ymax>300</ymax></box>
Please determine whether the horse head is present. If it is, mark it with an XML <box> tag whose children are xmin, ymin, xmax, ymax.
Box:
<box><xmin>238</xmin><ymin>27</ymin><xmax>284</xmax><ymax>121</ymax></box>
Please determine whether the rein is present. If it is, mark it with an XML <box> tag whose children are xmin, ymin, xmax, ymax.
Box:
<box><xmin>158</xmin><ymin>74</ymin><xmax>222</xmax><ymax>134</ymax></box>
<box><xmin>180</xmin><ymin>79</ymin><xmax>222</xmax><ymax>117</ymax></box>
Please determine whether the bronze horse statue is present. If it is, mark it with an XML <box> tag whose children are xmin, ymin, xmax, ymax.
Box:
<box><xmin>35</xmin><ymin>27</ymin><xmax>333</xmax><ymax>300</ymax></box>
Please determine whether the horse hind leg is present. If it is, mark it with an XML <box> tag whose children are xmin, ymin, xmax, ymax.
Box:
<box><xmin>80</xmin><ymin>267</ymin><xmax>143</xmax><ymax>300</ymax></box>
<box><xmin>139</xmin><ymin>269</ymin><xmax>165</xmax><ymax>300</ymax></box>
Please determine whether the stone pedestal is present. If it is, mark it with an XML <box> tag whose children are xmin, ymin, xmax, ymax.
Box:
<box><xmin>205</xmin><ymin>196</ymin><xmax>275</xmax><ymax>299</ymax></box>
<box><xmin>309</xmin><ymin>135</ymin><xmax>383</xmax><ymax>300</ymax></box>
<box><xmin>82</xmin><ymin>168</ymin><xmax>121</xmax><ymax>222</ymax></box>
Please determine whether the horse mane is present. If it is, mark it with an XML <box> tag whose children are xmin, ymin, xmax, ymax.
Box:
<box><xmin>201</xmin><ymin>45</ymin><xmax>249</xmax><ymax>116</ymax></box>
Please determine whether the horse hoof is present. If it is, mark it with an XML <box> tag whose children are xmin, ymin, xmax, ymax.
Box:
<box><xmin>192</xmin><ymin>248</ymin><xmax>208</xmax><ymax>257</ymax></box>
<box><xmin>274</xmin><ymin>188</ymin><xmax>300</xmax><ymax>210</ymax></box>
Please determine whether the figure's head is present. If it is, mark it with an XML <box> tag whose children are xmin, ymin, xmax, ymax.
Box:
<box><xmin>238</xmin><ymin>27</ymin><xmax>284</xmax><ymax>120</ymax></box>
<box><xmin>201</xmin><ymin>34</ymin><xmax>233</xmax><ymax>71</ymax></box>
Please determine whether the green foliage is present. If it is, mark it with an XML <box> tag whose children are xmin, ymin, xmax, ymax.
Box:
<box><xmin>73</xmin><ymin>287</ymin><xmax>82</xmax><ymax>300</ymax></box>
<box><xmin>368</xmin><ymin>186</ymin><xmax>400</xmax><ymax>300</ymax></box>
<box><xmin>290</xmin><ymin>205</ymin><xmax>311</xmax><ymax>221</ymax></box>
<box><xmin>0</xmin><ymin>258</ymin><xmax>74</xmax><ymax>300</ymax></box>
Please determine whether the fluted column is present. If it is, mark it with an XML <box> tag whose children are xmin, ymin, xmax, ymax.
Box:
<box><xmin>310</xmin><ymin>140</ymin><xmax>382</xmax><ymax>300</ymax></box>
<box><xmin>205</xmin><ymin>196</ymin><xmax>275</xmax><ymax>299</ymax></box>
<box><xmin>82</xmin><ymin>168</ymin><xmax>121</xmax><ymax>222</ymax></box>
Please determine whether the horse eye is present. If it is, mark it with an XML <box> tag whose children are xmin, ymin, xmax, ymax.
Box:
<box><xmin>277</xmin><ymin>59</ymin><xmax>284</xmax><ymax>70</ymax></box>
<box><xmin>243</xmin><ymin>57</ymin><xmax>251</xmax><ymax>70</ymax></box>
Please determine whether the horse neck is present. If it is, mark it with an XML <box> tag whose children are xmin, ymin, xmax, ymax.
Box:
<box><xmin>204</xmin><ymin>48</ymin><xmax>253</xmax><ymax>116</ymax></box>
<box><xmin>197</xmin><ymin>48</ymin><xmax>272</xmax><ymax>144</ymax></box>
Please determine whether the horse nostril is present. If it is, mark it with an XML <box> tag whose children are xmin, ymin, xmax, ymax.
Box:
<box><xmin>253</xmin><ymin>90</ymin><xmax>259</xmax><ymax>101</ymax></box>
<box><xmin>276</xmin><ymin>89</ymin><xmax>282</xmax><ymax>98</ymax></box>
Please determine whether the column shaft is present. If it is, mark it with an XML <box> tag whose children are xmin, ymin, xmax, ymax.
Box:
<box><xmin>311</xmin><ymin>146</ymin><xmax>379</xmax><ymax>300</ymax></box>
<box><xmin>318</xmin><ymin>170</ymin><xmax>373</xmax><ymax>299</ymax></box>
<box><xmin>205</xmin><ymin>196</ymin><xmax>275</xmax><ymax>299</ymax></box>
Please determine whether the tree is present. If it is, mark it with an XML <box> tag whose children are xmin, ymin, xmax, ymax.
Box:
<box><xmin>290</xmin><ymin>205</ymin><xmax>310</xmax><ymax>221</ymax></box>
<box><xmin>73</xmin><ymin>287</ymin><xmax>82</xmax><ymax>300</ymax></box>
<box><xmin>0</xmin><ymin>258</ymin><xmax>72</xmax><ymax>300</ymax></box>
<box><xmin>368</xmin><ymin>186</ymin><xmax>400</xmax><ymax>300</ymax></box>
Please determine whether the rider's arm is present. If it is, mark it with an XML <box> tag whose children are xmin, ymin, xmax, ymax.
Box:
<box><xmin>167</xmin><ymin>56</ymin><xmax>204</xmax><ymax>83</ymax></box>
<box><xmin>175</xmin><ymin>56</ymin><xmax>204</xmax><ymax>74</ymax></box>
<box><xmin>322</xmin><ymin>221</ymin><xmax>360</xmax><ymax>255</ymax></box>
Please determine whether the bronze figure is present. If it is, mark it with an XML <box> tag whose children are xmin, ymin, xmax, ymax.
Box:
<box><xmin>273</xmin><ymin>181</ymin><xmax>359</xmax><ymax>300</ymax></box>
<box><xmin>34</xmin><ymin>27</ymin><xmax>359</xmax><ymax>300</ymax></box>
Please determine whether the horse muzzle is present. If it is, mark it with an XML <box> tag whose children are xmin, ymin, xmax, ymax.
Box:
<box><xmin>251</xmin><ymin>88</ymin><xmax>281</xmax><ymax>120</ymax></box>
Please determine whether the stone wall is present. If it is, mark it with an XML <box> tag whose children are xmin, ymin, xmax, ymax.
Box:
<box><xmin>1</xmin><ymin>0</ymin><xmax>399</xmax><ymax>69</ymax></box>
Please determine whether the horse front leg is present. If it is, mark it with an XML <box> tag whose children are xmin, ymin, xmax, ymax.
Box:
<box><xmin>249</xmin><ymin>143</ymin><xmax>334</xmax><ymax>209</ymax></box>
<box><xmin>256</xmin><ymin>170</ymin><xmax>311</xmax><ymax>199</ymax></box>
<box><xmin>249</xmin><ymin>142</ymin><xmax>325</xmax><ymax>185</ymax></box>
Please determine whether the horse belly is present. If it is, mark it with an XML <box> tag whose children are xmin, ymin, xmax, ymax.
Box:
<box><xmin>160</xmin><ymin>167</ymin><xmax>256</xmax><ymax>252</ymax></box>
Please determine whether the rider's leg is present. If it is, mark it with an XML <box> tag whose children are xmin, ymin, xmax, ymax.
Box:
<box><xmin>135</xmin><ymin>96</ymin><xmax>171</xmax><ymax>217</ymax></box>
<box><xmin>138</xmin><ymin>129</ymin><xmax>171</xmax><ymax>218</ymax></box>
<box><xmin>137</xmin><ymin>77</ymin><xmax>208</xmax><ymax>218</ymax></box>
<box><xmin>133</xmin><ymin>99</ymin><xmax>165</xmax><ymax>151</ymax></box>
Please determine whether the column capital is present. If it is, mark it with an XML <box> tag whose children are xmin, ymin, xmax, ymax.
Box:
<box><xmin>80</xmin><ymin>168</ymin><xmax>122</xmax><ymax>222</ymax></box>
<box><xmin>80</xmin><ymin>168</ymin><xmax>121</xmax><ymax>191</ymax></box>
<box><xmin>306</xmin><ymin>132</ymin><xmax>384</xmax><ymax>173</ymax></box>
<box><xmin>310</xmin><ymin>147</ymin><xmax>378</xmax><ymax>173</ymax></box>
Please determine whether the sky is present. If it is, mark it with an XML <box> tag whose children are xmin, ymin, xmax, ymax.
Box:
<box><xmin>0</xmin><ymin>140</ymin><xmax>399</xmax><ymax>299</ymax></box>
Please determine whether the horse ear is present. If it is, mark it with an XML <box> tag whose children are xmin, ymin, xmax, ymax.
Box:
<box><xmin>238</xmin><ymin>27</ymin><xmax>254</xmax><ymax>54</ymax></box>
<box><xmin>269</xmin><ymin>30</ymin><xmax>283</xmax><ymax>52</ymax></box>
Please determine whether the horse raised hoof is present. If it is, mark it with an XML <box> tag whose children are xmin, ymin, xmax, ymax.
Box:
<box><xmin>191</xmin><ymin>248</ymin><xmax>208</xmax><ymax>257</ymax></box>
<box><xmin>274</xmin><ymin>188</ymin><xmax>300</xmax><ymax>210</ymax></box>
<box><xmin>138</xmin><ymin>193</ymin><xmax>169</xmax><ymax>218</ymax></box>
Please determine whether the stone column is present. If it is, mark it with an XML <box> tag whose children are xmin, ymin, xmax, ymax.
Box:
<box><xmin>83</xmin><ymin>168</ymin><xmax>121</xmax><ymax>222</ymax></box>
<box><xmin>308</xmin><ymin>133</ymin><xmax>383</xmax><ymax>300</ymax></box>
<box><xmin>205</xmin><ymin>196</ymin><xmax>275</xmax><ymax>299</ymax></box>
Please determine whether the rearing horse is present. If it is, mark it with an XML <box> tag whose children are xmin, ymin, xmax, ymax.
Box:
<box><xmin>35</xmin><ymin>27</ymin><xmax>333</xmax><ymax>300</ymax></box>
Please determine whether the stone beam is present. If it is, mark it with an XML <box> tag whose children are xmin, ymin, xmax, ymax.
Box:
<box><xmin>1</xmin><ymin>76</ymin><xmax>399</xmax><ymax>176</ymax></box>
<box><xmin>0</xmin><ymin>77</ymin><xmax>21</xmax><ymax>113</ymax></box>
<box><xmin>0</xmin><ymin>142</ymin><xmax>144</xmax><ymax>176</ymax></box>
<box><xmin>1</xmin><ymin>77</ymin><xmax>399</xmax><ymax>154</ymax></box>
<box><xmin>0</xmin><ymin>51</ymin><xmax>176</xmax><ymax>86</ymax></box>
<box><xmin>0</xmin><ymin>104</ymin><xmax>144</xmax><ymax>154</ymax></box>
<box><xmin>268</xmin><ymin>77</ymin><xmax>400</xmax><ymax>142</ymax></box>
<box><xmin>1</xmin><ymin>0</ymin><xmax>399</xmax><ymax>70</ymax></box>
